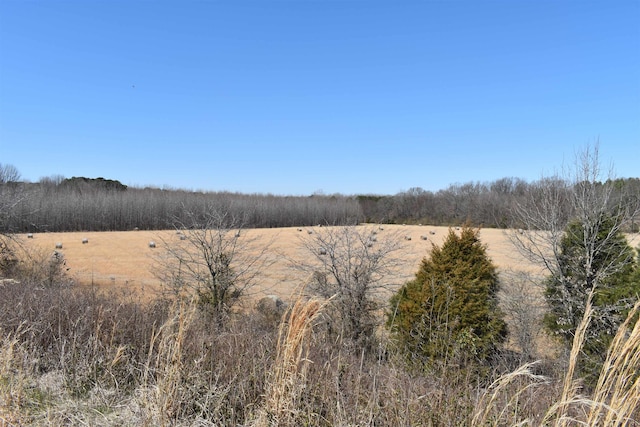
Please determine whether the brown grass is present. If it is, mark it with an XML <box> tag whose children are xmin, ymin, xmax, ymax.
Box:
<box><xmin>253</xmin><ymin>289</ymin><xmax>329</xmax><ymax>426</ymax></box>
<box><xmin>476</xmin><ymin>291</ymin><xmax>640</xmax><ymax>427</ymax></box>
<box><xmin>137</xmin><ymin>299</ymin><xmax>197</xmax><ymax>426</ymax></box>
<box><xmin>586</xmin><ymin>299</ymin><xmax>640</xmax><ymax>426</ymax></box>
<box><xmin>17</xmin><ymin>225</ymin><xmax>572</xmax><ymax>298</ymax></box>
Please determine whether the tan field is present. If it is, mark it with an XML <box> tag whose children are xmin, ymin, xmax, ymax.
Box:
<box><xmin>18</xmin><ymin>225</ymin><xmax>640</xmax><ymax>303</ymax></box>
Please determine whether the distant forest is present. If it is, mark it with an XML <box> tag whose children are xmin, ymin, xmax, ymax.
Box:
<box><xmin>1</xmin><ymin>175</ymin><xmax>639</xmax><ymax>233</ymax></box>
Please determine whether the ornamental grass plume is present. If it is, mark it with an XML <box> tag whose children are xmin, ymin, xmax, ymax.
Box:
<box><xmin>254</xmin><ymin>290</ymin><xmax>330</xmax><ymax>427</ymax></box>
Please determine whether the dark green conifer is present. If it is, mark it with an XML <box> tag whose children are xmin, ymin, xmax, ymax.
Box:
<box><xmin>388</xmin><ymin>225</ymin><xmax>507</xmax><ymax>366</ymax></box>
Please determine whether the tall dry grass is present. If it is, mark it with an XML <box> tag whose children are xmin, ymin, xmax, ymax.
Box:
<box><xmin>137</xmin><ymin>299</ymin><xmax>197</xmax><ymax>426</ymax></box>
<box><xmin>586</xmin><ymin>299</ymin><xmax>640</xmax><ymax>426</ymax></box>
<box><xmin>476</xmin><ymin>290</ymin><xmax>640</xmax><ymax>427</ymax></box>
<box><xmin>0</xmin><ymin>326</ymin><xmax>29</xmax><ymax>426</ymax></box>
<box><xmin>253</xmin><ymin>292</ymin><xmax>329</xmax><ymax>426</ymax></box>
<box><xmin>0</xmin><ymin>263</ymin><xmax>638</xmax><ymax>425</ymax></box>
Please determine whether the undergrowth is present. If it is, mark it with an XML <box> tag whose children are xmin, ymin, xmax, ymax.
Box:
<box><xmin>0</xmin><ymin>277</ymin><xmax>638</xmax><ymax>426</ymax></box>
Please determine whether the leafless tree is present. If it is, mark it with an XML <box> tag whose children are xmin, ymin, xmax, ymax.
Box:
<box><xmin>508</xmin><ymin>144</ymin><xmax>640</xmax><ymax>357</ymax></box>
<box><xmin>0</xmin><ymin>163</ymin><xmax>21</xmax><ymax>184</ymax></box>
<box><xmin>294</xmin><ymin>225</ymin><xmax>405</xmax><ymax>352</ymax></box>
<box><xmin>510</xmin><ymin>145</ymin><xmax>638</xmax><ymax>283</ymax></box>
<box><xmin>154</xmin><ymin>207</ymin><xmax>274</xmax><ymax>327</ymax></box>
<box><xmin>499</xmin><ymin>269</ymin><xmax>546</xmax><ymax>362</ymax></box>
<box><xmin>0</xmin><ymin>164</ymin><xmax>26</xmax><ymax>234</ymax></box>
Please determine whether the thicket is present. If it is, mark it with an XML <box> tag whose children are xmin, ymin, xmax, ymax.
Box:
<box><xmin>1</xmin><ymin>250</ymin><xmax>639</xmax><ymax>425</ymax></box>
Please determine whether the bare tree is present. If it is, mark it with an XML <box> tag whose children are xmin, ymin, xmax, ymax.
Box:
<box><xmin>499</xmin><ymin>269</ymin><xmax>546</xmax><ymax>362</ymax></box>
<box><xmin>0</xmin><ymin>164</ymin><xmax>26</xmax><ymax>234</ymax></box>
<box><xmin>294</xmin><ymin>225</ymin><xmax>405</xmax><ymax>352</ymax></box>
<box><xmin>0</xmin><ymin>163</ymin><xmax>21</xmax><ymax>184</ymax></box>
<box><xmin>509</xmin><ymin>145</ymin><xmax>640</xmax><ymax>364</ymax></box>
<box><xmin>154</xmin><ymin>207</ymin><xmax>274</xmax><ymax>327</ymax></box>
<box><xmin>511</xmin><ymin>146</ymin><xmax>638</xmax><ymax>285</ymax></box>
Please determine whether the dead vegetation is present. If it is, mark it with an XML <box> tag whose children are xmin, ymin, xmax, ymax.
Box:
<box><xmin>0</xmin><ymin>221</ymin><xmax>638</xmax><ymax>425</ymax></box>
<box><xmin>0</xmin><ymin>268</ymin><xmax>638</xmax><ymax>425</ymax></box>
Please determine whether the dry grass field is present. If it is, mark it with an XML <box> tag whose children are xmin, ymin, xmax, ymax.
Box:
<box><xmin>18</xmin><ymin>224</ymin><xmax>640</xmax><ymax>303</ymax></box>
<box><xmin>5</xmin><ymin>225</ymin><xmax>640</xmax><ymax>426</ymax></box>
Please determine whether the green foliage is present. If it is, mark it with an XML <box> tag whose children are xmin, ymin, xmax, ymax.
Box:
<box><xmin>387</xmin><ymin>225</ymin><xmax>507</xmax><ymax>367</ymax></box>
<box><xmin>544</xmin><ymin>215</ymin><xmax>640</xmax><ymax>381</ymax></box>
<box><xmin>61</xmin><ymin>176</ymin><xmax>128</xmax><ymax>192</ymax></box>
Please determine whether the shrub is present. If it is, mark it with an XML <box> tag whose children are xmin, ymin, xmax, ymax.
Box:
<box><xmin>388</xmin><ymin>225</ymin><xmax>507</xmax><ymax>368</ymax></box>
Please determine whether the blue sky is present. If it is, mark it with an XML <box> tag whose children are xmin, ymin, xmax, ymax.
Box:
<box><xmin>1</xmin><ymin>1</ymin><xmax>638</xmax><ymax>195</ymax></box>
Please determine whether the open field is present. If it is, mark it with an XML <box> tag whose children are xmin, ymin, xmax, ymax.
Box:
<box><xmin>18</xmin><ymin>224</ymin><xmax>640</xmax><ymax>302</ymax></box>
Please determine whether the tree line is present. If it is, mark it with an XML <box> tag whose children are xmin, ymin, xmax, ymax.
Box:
<box><xmin>1</xmin><ymin>165</ymin><xmax>639</xmax><ymax>232</ymax></box>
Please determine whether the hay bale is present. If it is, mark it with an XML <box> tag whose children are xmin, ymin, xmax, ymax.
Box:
<box><xmin>82</xmin><ymin>238</ymin><xmax>89</xmax><ymax>244</ymax></box>
<box><xmin>55</xmin><ymin>243</ymin><xmax>63</xmax><ymax>249</ymax></box>
<box><xmin>420</xmin><ymin>235</ymin><xmax>428</xmax><ymax>241</ymax></box>
<box><xmin>27</xmin><ymin>233</ymin><xmax>34</xmax><ymax>239</ymax></box>
<box><xmin>148</xmin><ymin>241</ymin><xmax>156</xmax><ymax>248</ymax></box>
<box><xmin>256</xmin><ymin>295</ymin><xmax>287</xmax><ymax>321</ymax></box>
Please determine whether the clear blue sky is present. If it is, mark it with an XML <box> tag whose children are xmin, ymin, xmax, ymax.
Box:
<box><xmin>1</xmin><ymin>1</ymin><xmax>638</xmax><ymax>195</ymax></box>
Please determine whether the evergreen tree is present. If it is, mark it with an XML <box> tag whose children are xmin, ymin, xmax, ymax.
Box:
<box><xmin>388</xmin><ymin>225</ymin><xmax>507</xmax><ymax>366</ymax></box>
<box><xmin>545</xmin><ymin>214</ymin><xmax>639</xmax><ymax>379</ymax></box>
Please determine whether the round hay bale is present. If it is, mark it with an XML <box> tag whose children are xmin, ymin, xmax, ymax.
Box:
<box><xmin>256</xmin><ymin>295</ymin><xmax>287</xmax><ymax>321</ymax></box>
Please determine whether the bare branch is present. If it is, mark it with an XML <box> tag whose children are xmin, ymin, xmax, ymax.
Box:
<box><xmin>291</xmin><ymin>224</ymin><xmax>406</xmax><ymax>351</ymax></box>
<box><xmin>153</xmin><ymin>206</ymin><xmax>275</xmax><ymax>326</ymax></box>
